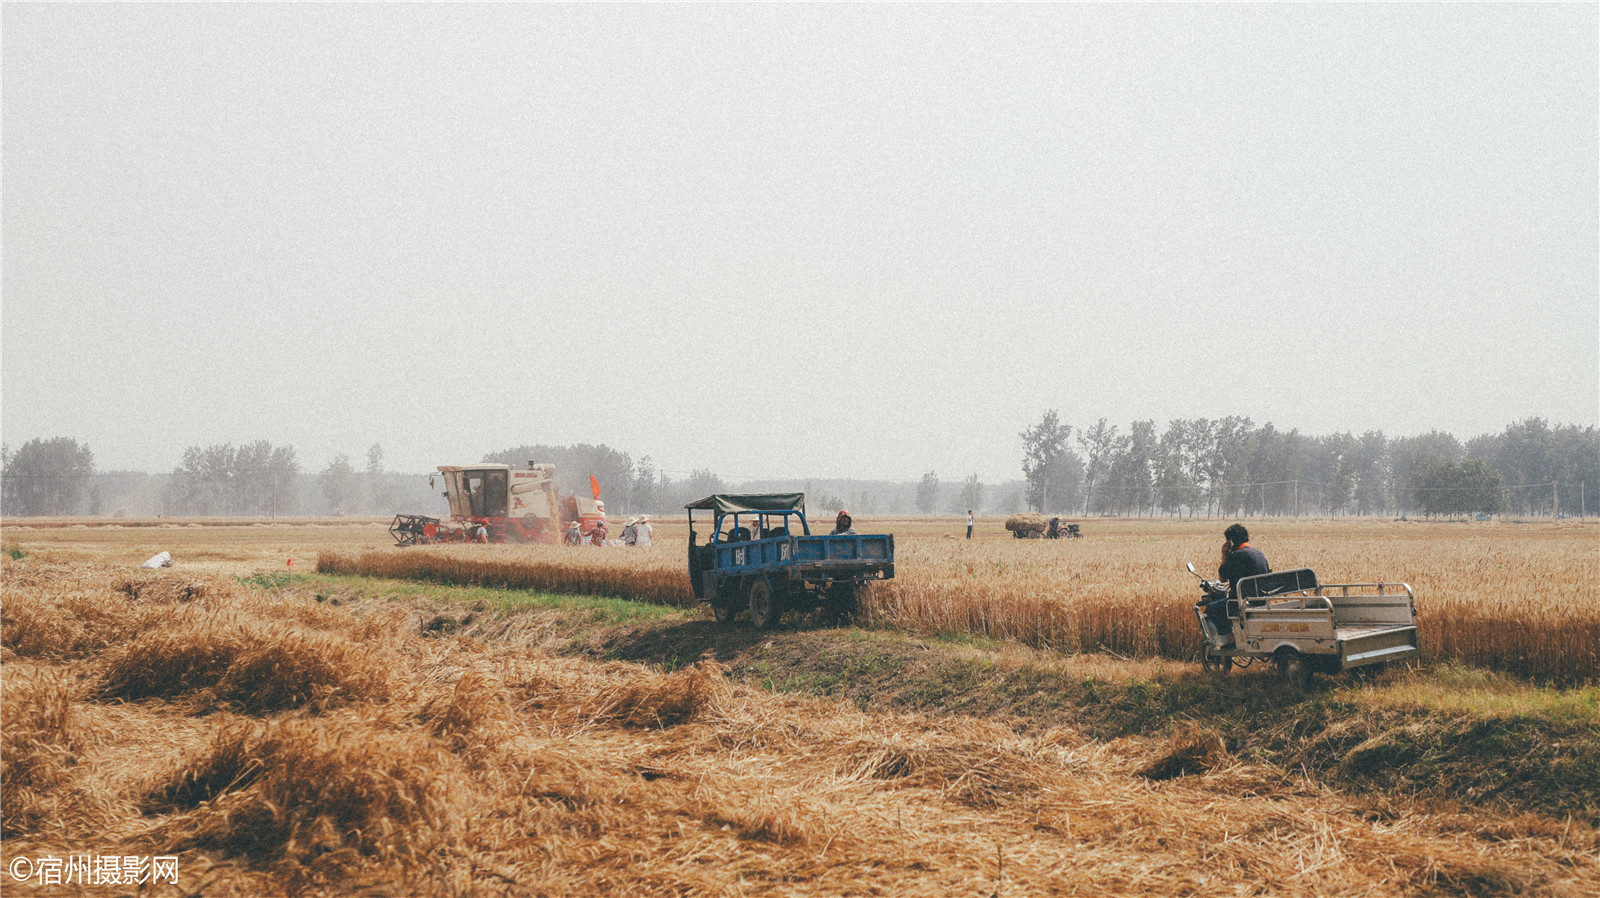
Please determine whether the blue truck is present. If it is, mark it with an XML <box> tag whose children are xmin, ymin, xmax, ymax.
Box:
<box><xmin>686</xmin><ymin>493</ymin><xmax>895</xmax><ymax>629</ymax></box>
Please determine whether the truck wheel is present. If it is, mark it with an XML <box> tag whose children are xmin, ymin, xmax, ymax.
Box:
<box><xmin>1274</xmin><ymin>649</ymin><xmax>1312</xmax><ymax>689</ymax></box>
<box><xmin>1201</xmin><ymin>651</ymin><xmax>1233</xmax><ymax>676</ymax></box>
<box><xmin>747</xmin><ymin>579</ymin><xmax>781</xmax><ymax>630</ymax></box>
<box><xmin>711</xmin><ymin>596</ymin><xmax>738</xmax><ymax>624</ymax></box>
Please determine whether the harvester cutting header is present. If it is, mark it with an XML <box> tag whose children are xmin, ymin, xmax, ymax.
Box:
<box><xmin>389</xmin><ymin>462</ymin><xmax>605</xmax><ymax>546</ymax></box>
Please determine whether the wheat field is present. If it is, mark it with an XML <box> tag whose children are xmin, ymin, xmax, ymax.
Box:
<box><xmin>287</xmin><ymin>516</ymin><xmax>1600</xmax><ymax>684</ymax></box>
<box><xmin>3</xmin><ymin>553</ymin><xmax>1596</xmax><ymax>896</ymax></box>
<box><xmin>871</xmin><ymin>518</ymin><xmax>1600</xmax><ymax>685</ymax></box>
<box><xmin>6</xmin><ymin>516</ymin><xmax>1596</xmax><ymax>683</ymax></box>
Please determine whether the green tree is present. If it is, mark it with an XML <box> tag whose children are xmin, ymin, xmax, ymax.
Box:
<box><xmin>1329</xmin><ymin>456</ymin><xmax>1357</xmax><ymax>516</ymax></box>
<box><xmin>1495</xmin><ymin>418</ymin><xmax>1557</xmax><ymax>514</ymax></box>
<box><xmin>235</xmin><ymin>440</ymin><xmax>299</xmax><ymax>516</ymax></box>
<box><xmin>0</xmin><ymin>437</ymin><xmax>96</xmax><ymax>515</ymax></box>
<box><xmin>483</xmin><ymin>443</ymin><xmax>635</xmax><ymax>503</ymax></box>
<box><xmin>1390</xmin><ymin>431</ymin><xmax>1462</xmax><ymax>516</ymax></box>
<box><xmin>1413</xmin><ymin>457</ymin><xmax>1508</xmax><ymax>518</ymax></box>
<box><xmin>1552</xmin><ymin>425</ymin><xmax>1599</xmax><ymax>517</ymax></box>
<box><xmin>364</xmin><ymin>443</ymin><xmax>396</xmax><ymax>513</ymax></box>
<box><xmin>321</xmin><ymin>454</ymin><xmax>359</xmax><ymax>514</ymax></box>
<box><xmin>1020</xmin><ymin>410</ymin><xmax>1071</xmax><ymax>512</ymax></box>
<box><xmin>1155</xmin><ymin>460</ymin><xmax>1203</xmax><ymax>516</ymax></box>
<box><xmin>1353</xmin><ymin>430</ymin><xmax>1391</xmax><ymax>515</ymax></box>
<box><xmin>1204</xmin><ymin>416</ymin><xmax>1256</xmax><ymax>516</ymax></box>
<box><xmin>1238</xmin><ymin>423</ymin><xmax>1306</xmax><ymax>516</ymax></box>
<box><xmin>1157</xmin><ymin>420</ymin><xmax>1207</xmax><ymax>515</ymax></box>
<box><xmin>631</xmin><ymin>455</ymin><xmax>661</xmax><ymax>514</ymax></box>
<box><xmin>679</xmin><ymin>469</ymin><xmax>727</xmax><ymax>506</ymax></box>
<box><xmin>166</xmin><ymin>441</ymin><xmax>298</xmax><ymax>516</ymax></box>
<box><xmin>1112</xmin><ymin>420</ymin><xmax>1157</xmax><ymax>516</ymax></box>
<box><xmin>916</xmin><ymin>471</ymin><xmax>939</xmax><ymax>515</ymax></box>
<box><xmin>1046</xmin><ymin>449</ymin><xmax>1086</xmax><ymax>515</ymax></box>
<box><xmin>960</xmin><ymin>473</ymin><xmax>984</xmax><ymax>515</ymax></box>
<box><xmin>168</xmin><ymin>444</ymin><xmax>234</xmax><ymax>515</ymax></box>
<box><xmin>1312</xmin><ymin>433</ymin><xmax>1357</xmax><ymax>515</ymax></box>
<box><xmin>1077</xmin><ymin>418</ymin><xmax>1120</xmax><ymax>515</ymax></box>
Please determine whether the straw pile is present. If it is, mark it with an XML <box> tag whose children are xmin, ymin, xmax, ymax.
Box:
<box><xmin>3</xmin><ymin>554</ymin><xmax>1595</xmax><ymax>895</ymax></box>
<box><xmin>1004</xmin><ymin>512</ymin><xmax>1046</xmax><ymax>536</ymax></box>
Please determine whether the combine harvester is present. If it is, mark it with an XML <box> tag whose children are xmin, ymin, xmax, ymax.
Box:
<box><xmin>389</xmin><ymin>462</ymin><xmax>605</xmax><ymax>546</ymax></box>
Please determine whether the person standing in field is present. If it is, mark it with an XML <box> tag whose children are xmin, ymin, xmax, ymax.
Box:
<box><xmin>966</xmin><ymin>509</ymin><xmax>974</xmax><ymax>539</ymax></box>
<box><xmin>832</xmin><ymin>510</ymin><xmax>856</xmax><ymax>535</ymax></box>
<box><xmin>634</xmin><ymin>515</ymin><xmax>653</xmax><ymax>547</ymax></box>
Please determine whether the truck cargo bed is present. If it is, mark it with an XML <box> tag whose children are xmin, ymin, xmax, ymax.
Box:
<box><xmin>1235</xmin><ymin>576</ymin><xmax>1418</xmax><ymax>670</ymax></box>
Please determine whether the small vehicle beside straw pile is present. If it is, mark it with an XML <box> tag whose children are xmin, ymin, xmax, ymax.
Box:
<box><xmin>1186</xmin><ymin>563</ymin><xmax>1419</xmax><ymax>686</ymax></box>
<box><xmin>686</xmin><ymin>493</ymin><xmax>894</xmax><ymax>629</ymax></box>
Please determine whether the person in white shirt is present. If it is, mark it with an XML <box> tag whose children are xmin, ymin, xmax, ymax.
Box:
<box><xmin>634</xmin><ymin>515</ymin><xmax>653</xmax><ymax>547</ymax></box>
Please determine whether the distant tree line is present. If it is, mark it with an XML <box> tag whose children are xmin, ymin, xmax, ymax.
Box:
<box><xmin>481</xmin><ymin>443</ymin><xmax>641</xmax><ymax>507</ymax></box>
<box><xmin>165</xmin><ymin>440</ymin><xmax>301</xmax><ymax>516</ymax></box>
<box><xmin>0</xmin><ymin>438</ymin><xmax>96</xmax><ymax>515</ymax></box>
<box><xmin>1018</xmin><ymin>413</ymin><xmax>1599</xmax><ymax>519</ymax></box>
<box><xmin>0</xmin><ymin>439</ymin><xmax>424</xmax><ymax>517</ymax></box>
<box><xmin>3</xmin><ymin>417</ymin><xmax>1595</xmax><ymax>520</ymax></box>
<box><xmin>315</xmin><ymin>444</ymin><xmax>406</xmax><ymax>516</ymax></box>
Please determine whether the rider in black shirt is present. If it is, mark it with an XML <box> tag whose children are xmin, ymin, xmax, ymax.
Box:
<box><xmin>1218</xmin><ymin>524</ymin><xmax>1270</xmax><ymax>599</ymax></box>
<box><xmin>1201</xmin><ymin>523</ymin><xmax>1269</xmax><ymax>639</ymax></box>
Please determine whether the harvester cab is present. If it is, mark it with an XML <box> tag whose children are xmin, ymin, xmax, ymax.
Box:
<box><xmin>390</xmin><ymin>462</ymin><xmax>593</xmax><ymax>546</ymax></box>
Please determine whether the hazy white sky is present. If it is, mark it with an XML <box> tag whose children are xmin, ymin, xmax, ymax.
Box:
<box><xmin>3</xmin><ymin>3</ymin><xmax>1596</xmax><ymax>483</ymax></box>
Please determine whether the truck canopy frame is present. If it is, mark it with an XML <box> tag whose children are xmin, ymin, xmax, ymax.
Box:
<box><xmin>684</xmin><ymin>493</ymin><xmax>806</xmax><ymax>514</ymax></box>
<box><xmin>686</xmin><ymin>493</ymin><xmax>813</xmax><ymax>544</ymax></box>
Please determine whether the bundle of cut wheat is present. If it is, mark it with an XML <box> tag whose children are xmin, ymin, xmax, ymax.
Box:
<box><xmin>1004</xmin><ymin>512</ymin><xmax>1046</xmax><ymax>535</ymax></box>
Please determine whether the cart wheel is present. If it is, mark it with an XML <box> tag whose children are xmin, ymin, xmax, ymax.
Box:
<box><xmin>1201</xmin><ymin>651</ymin><xmax>1233</xmax><ymax>676</ymax></box>
<box><xmin>711</xmin><ymin>596</ymin><xmax>738</xmax><ymax>624</ymax></box>
<box><xmin>1274</xmin><ymin>649</ymin><xmax>1312</xmax><ymax>689</ymax></box>
<box><xmin>747</xmin><ymin>579</ymin><xmax>782</xmax><ymax>630</ymax></box>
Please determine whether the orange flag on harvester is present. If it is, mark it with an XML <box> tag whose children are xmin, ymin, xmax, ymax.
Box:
<box><xmin>590</xmin><ymin>475</ymin><xmax>601</xmax><ymax>499</ymax></box>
